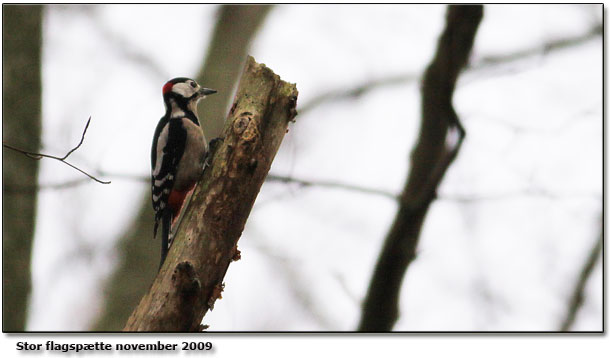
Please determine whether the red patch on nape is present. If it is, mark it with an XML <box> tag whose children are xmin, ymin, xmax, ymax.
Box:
<box><xmin>162</xmin><ymin>81</ymin><xmax>174</xmax><ymax>95</ymax></box>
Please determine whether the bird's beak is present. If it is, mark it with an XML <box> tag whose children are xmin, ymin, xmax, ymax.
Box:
<box><xmin>199</xmin><ymin>88</ymin><xmax>217</xmax><ymax>96</ymax></box>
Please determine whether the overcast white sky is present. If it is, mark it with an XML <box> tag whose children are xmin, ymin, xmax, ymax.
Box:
<box><xmin>22</xmin><ymin>4</ymin><xmax>601</xmax><ymax>331</ymax></box>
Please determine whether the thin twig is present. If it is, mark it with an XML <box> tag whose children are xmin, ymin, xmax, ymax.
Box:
<box><xmin>2</xmin><ymin>116</ymin><xmax>111</xmax><ymax>184</ymax></box>
<box><xmin>60</xmin><ymin>116</ymin><xmax>91</xmax><ymax>160</ymax></box>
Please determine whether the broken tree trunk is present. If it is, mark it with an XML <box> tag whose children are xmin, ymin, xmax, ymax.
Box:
<box><xmin>124</xmin><ymin>56</ymin><xmax>298</xmax><ymax>331</ymax></box>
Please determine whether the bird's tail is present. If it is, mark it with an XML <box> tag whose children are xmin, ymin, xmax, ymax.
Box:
<box><xmin>159</xmin><ymin>209</ymin><xmax>172</xmax><ymax>270</ymax></box>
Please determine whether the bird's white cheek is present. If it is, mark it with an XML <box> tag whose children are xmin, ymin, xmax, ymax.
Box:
<box><xmin>172</xmin><ymin>82</ymin><xmax>195</xmax><ymax>97</ymax></box>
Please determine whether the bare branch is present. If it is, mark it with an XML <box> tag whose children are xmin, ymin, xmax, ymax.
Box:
<box><xmin>560</xmin><ymin>221</ymin><xmax>602</xmax><ymax>331</ymax></box>
<box><xmin>475</xmin><ymin>23</ymin><xmax>602</xmax><ymax>68</ymax></box>
<box><xmin>298</xmin><ymin>73</ymin><xmax>417</xmax><ymax>115</ymax></box>
<box><xmin>266</xmin><ymin>174</ymin><xmax>397</xmax><ymax>200</ymax></box>
<box><xmin>7</xmin><ymin>168</ymin><xmax>599</xmax><ymax>207</ymax></box>
<box><xmin>265</xmin><ymin>175</ymin><xmax>599</xmax><ymax>203</ymax></box>
<box><xmin>2</xmin><ymin>117</ymin><xmax>110</xmax><ymax>184</ymax></box>
<box><xmin>299</xmin><ymin>22</ymin><xmax>601</xmax><ymax>116</ymax></box>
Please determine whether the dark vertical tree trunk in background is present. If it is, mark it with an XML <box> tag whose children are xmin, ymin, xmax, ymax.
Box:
<box><xmin>197</xmin><ymin>5</ymin><xmax>273</xmax><ymax>140</ymax></box>
<box><xmin>93</xmin><ymin>5</ymin><xmax>272</xmax><ymax>331</ymax></box>
<box><xmin>2</xmin><ymin>4</ymin><xmax>43</xmax><ymax>331</ymax></box>
<box><xmin>358</xmin><ymin>5</ymin><xmax>483</xmax><ymax>332</ymax></box>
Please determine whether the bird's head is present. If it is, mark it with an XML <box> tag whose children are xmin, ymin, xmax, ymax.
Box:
<box><xmin>162</xmin><ymin>77</ymin><xmax>216</xmax><ymax>113</ymax></box>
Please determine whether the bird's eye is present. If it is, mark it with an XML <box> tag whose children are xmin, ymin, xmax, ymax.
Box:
<box><xmin>190</xmin><ymin>81</ymin><xmax>197</xmax><ymax>88</ymax></box>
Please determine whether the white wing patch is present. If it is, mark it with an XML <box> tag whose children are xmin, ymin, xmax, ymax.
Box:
<box><xmin>153</xmin><ymin>123</ymin><xmax>169</xmax><ymax>176</ymax></box>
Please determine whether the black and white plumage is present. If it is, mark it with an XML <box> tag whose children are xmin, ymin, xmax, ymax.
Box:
<box><xmin>151</xmin><ymin>77</ymin><xmax>216</xmax><ymax>268</ymax></box>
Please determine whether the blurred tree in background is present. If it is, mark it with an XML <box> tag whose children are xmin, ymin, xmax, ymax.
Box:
<box><xmin>359</xmin><ymin>5</ymin><xmax>483</xmax><ymax>331</ymax></box>
<box><xmin>92</xmin><ymin>5</ymin><xmax>272</xmax><ymax>331</ymax></box>
<box><xmin>2</xmin><ymin>4</ymin><xmax>43</xmax><ymax>331</ymax></box>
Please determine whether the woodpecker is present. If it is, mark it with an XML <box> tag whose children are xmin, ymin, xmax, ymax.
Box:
<box><xmin>151</xmin><ymin>77</ymin><xmax>216</xmax><ymax>268</ymax></box>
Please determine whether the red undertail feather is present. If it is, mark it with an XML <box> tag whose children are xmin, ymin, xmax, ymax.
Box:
<box><xmin>167</xmin><ymin>183</ymin><xmax>196</xmax><ymax>224</ymax></box>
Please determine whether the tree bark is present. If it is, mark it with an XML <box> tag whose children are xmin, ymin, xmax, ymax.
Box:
<box><xmin>93</xmin><ymin>5</ymin><xmax>272</xmax><ymax>331</ymax></box>
<box><xmin>2</xmin><ymin>4</ymin><xmax>43</xmax><ymax>331</ymax></box>
<box><xmin>124</xmin><ymin>56</ymin><xmax>297</xmax><ymax>331</ymax></box>
<box><xmin>358</xmin><ymin>5</ymin><xmax>483</xmax><ymax>332</ymax></box>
